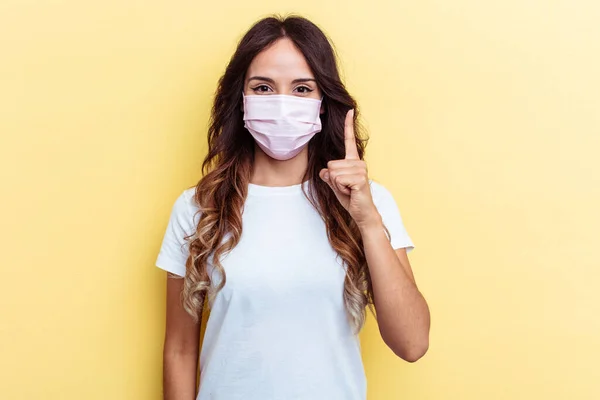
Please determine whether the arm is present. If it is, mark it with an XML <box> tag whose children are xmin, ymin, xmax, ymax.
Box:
<box><xmin>163</xmin><ymin>275</ymin><xmax>201</xmax><ymax>400</ymax></box>
<box><xmin>359</xmin><ymin>216</ymin><xmax>430</xmax><ymax>362</ymax></box>
<box><xmin>319</xmin><ymin>108</ymin><xmax>430</xmax><ymax>362</ymax></box>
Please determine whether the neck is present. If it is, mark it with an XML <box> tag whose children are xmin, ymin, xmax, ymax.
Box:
<box><xmin>250</xmin><ymin>144</ymin><xmax>309</xmax><ymax>187</ymax></box>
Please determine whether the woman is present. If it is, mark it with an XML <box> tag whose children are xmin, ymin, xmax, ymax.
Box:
<box><xmin>156</xmin><ymin>14</ymin><xmax>430</xmax><ymax>400</ymax></box>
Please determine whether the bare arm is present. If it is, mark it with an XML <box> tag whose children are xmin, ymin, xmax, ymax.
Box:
<box><xmin>318</xmin><ymin>109</ymin><xmax>430</xmax><ymax>362</ymax></box>
<box><xmin>163</xmin><ymin>275</ymin><xmax>201</xmax><ymax>400</ymax></box>
<box><xmin>360</xmin><ymin>217</ymin><xmax>430</xmax><ymax>362</ymax></box>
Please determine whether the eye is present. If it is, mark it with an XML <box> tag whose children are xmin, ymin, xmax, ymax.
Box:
<box><xmin>251</xmin><ymin>84</ymin><xmax>272</xmax><ymax>93</ymax></box>
<box><xmin>295</xmin><ymin>85</ymin><xmax>314</xmax><ymax>94</ymax></box>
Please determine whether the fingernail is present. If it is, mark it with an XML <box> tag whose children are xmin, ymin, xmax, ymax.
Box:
<box><xmin>324</xmin><ymin>171</ymin><xmax>330</xmax><ymax>181</ymax></box>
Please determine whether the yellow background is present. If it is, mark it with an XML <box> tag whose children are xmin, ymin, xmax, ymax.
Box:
<box><xmin>1</xmin><ymin>1</ymin><xmax>598</xmax><ymax>399</ymax></box>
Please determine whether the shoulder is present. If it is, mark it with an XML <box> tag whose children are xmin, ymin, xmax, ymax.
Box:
<box><xmin>176</xmin><ymin>187</ymin><xmax>198</xmax><ymax>208</ymax></box>
<box><xmin>368</xmin><ymin>179</ymin><xmax>395</xmax><ymax>205</ymax></box>
<box><xmin>170</xmin><ymin>186</ymin><xmax>201</xmax><ymax>225</ymax></box>
<box><xmin>367</xmin><ymin>179</ymin><xmax>415</xmax><ymax>251</ymax></box>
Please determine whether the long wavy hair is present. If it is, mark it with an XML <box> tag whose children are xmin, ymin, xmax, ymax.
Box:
<box><xmin>181</xmin><ymin>15</ymin><xmax>377</xmax><ymax>333</ymax></box>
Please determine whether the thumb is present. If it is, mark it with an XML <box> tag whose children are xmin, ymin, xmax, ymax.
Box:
<box><xmin>319</xmin><ymin>168</ymin><xmax>330</xmax><ymax>183</ymax></box>
<box><xmin>320</xmin><ymin>168</ymin><xmax>341</xmax><ymax>196</ymax></box>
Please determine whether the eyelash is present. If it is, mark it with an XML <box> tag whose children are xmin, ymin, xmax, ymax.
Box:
<box><xmin>251</xmin><ymin>85</ymin><xmax>314</xmax><ymax>94</ymax></box>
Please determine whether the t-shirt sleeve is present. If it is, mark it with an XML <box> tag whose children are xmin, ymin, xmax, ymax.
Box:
<box><xmin>370</xmin><ymin>180</ymin><xmax>415</xmax><ymax>253</ymax></box>
<box><xmin>155</xmin><ymin>189</ymin><xmax>197</xmax><ymax>277</ymax></box>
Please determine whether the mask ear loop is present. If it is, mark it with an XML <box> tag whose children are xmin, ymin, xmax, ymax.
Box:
<box><xmin>241</xmin><ymin>92</ymin><xmax>248</xmax><ymax>114</ymax></box>
<box><xmin>318</xmin><ymin>95</ymin><xmax>325</xmax><ymax>114</ymax></box>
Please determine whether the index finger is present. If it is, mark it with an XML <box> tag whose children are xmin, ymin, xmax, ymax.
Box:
<box><xmin>344</xmin><ymin>109</ymin><xmax>359</xmax><ymax>160</ymax></box>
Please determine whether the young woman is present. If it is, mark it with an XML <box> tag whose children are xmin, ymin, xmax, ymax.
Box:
<box><xmin>156</xmin><ymin>15</ymin><xmax>430</xmax><ymax>400</ymax></box>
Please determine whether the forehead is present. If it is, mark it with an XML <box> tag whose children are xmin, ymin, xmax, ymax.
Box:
<box><xmin>246</xmin><ymin>38</ymin><xmax>314</xmax><ymax>79</ymax></box>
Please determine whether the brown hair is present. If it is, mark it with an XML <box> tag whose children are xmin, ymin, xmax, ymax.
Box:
<box><xmin>182</xmin><ymin>14</ymin><xmax>374</xmax><ymax>333</ymax></box>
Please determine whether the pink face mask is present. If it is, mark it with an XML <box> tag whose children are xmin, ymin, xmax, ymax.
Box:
<box><xmin>242</xmin><ymin>93</ymin><xmax>323</xmax><ymax>160</ymax></box>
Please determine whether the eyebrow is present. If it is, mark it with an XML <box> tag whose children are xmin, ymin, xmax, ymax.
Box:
<box><xmin>247</xmin><ymin>76</ymin><xmax>317</xmax><ymax>84</ymax></box>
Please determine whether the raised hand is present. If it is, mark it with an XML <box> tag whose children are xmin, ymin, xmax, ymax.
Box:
<box><xmin>319</xmin><ymin>109</ymin><xmax>380</xmax><ymax>229</ymax></box>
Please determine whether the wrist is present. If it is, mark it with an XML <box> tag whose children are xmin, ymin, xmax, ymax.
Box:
<box><xmin>357</xmin><ymin>210</ymin><xmax>384</xmax><ymax>233</ymax></box>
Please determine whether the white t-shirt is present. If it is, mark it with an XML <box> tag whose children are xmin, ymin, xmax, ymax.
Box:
<box><xmin>155</xmin><ymin>179</ymin><xmax>414</xmax><ymax>400</ymax></box>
